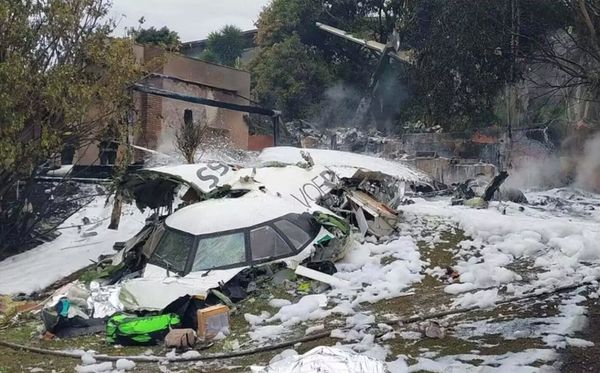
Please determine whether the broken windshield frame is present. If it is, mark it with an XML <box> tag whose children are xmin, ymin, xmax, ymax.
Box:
<box><xmin>148</xmin><ymin>213</ymin><xmax>323</xmax><ymax>276</ymax></box>
<box><xmin>152</xmin><ymin>252</ymin><xmax>179</xmax><ymax>277</ymax></box>
<box><xmin>191</xmin><ymin>232</ymin><xmax>246</xmax><ymax>272</ymax></box>
<box><xmin>147</xmin><ymin>228</ymin><xmax>195</xmax><ymax>275</ymax></box>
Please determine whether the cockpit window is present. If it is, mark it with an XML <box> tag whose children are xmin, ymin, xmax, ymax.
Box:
<box><xmin>285</xmin><ymin>213</ymin><xmax>321</xmax><ymax>237</ymax></box>
<box><xmin>149</xmin><ymin>229</ymin><xmax>194</xmax><ymax>273</ymax></box>
<box><xmin>274</xmin><ymin>219</ymin><xmax>312</xmax><ymax>250</ymax></box>
<box><xmin>191</xmin><ymin>232</ymin><xmax>246</xmax><ymax>271</ymax></box>
<box><xmin>250</xmin><ymin>225</ymin><xmax>293</xmax><ymax>261</ymax></box>
<box><xmin>151</xmin><ymin>212</ymin><xmax>323</xmax><ymax>275</ymax></box>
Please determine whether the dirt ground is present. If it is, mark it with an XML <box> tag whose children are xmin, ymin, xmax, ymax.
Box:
<box><xmin>560</xmin><ymin>301</ymin><xmax>600</xmax><ymax>372</ymax></box>
<box><xmin>1</xmin><ymin>220</ymin><xmax>598</xmax><ymax>372</ymax></box>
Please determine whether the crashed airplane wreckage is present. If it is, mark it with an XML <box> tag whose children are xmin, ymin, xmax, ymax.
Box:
<box><xmin>42</xmin><ymin>147</ymin><xmax>437</xmax><ymax>342</ymax></box>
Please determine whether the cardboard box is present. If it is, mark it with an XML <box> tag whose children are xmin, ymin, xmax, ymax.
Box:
<box><xmin>197</xmin><ymin>304</ymin><xmax>230</xmax><ymax>340</ymax></box>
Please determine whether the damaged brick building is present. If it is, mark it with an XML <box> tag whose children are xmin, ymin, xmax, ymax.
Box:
<box><xmin>74</xmin><ymin>44</ymin><xmax>253</xmax><ymax>166</ymax></box>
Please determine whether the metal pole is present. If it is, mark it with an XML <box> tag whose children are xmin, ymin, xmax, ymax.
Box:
<box><xmin>272</xmin><ymin>115</ymin><xmax>280</xmax><ymax>147</ymax></box>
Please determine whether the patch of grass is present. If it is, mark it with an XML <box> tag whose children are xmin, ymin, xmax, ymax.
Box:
<box><xmin>0</xmin><ymin>345</ymin><xmax>76</xmax><ymax>373</ymax></box>
<box><xmin>478</xmin><ymin>336</ymin><xmax>546</xmax><ymax>355</ymax></box>
<box><xmin>385</xmin><ymin>332</ymin><xmax>480</xmax><ymax>362</ymax></box>
<box><xmin>372</xmin><ymin>226</ymin><xmax>467</xmax><ymax>318</ymax></box>
<box><xmin>380</xmin><ymin>255</ymin><xmax>397</xmax><ymax>266</ymax></box>
<box><xmin>1</xmin><ymin>320</ymin><xmax>38</xmax><ymax>343</ymax></box>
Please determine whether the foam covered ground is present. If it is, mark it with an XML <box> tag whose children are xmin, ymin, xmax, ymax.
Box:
<box><xmin>2</xmin><ymin>184</ymin><xmax>599</xmax><ymax>372</ymax></box>
<box><xmin>0</xmin><ymin>192</ymin><xmax>147</xmax><ymax>295</ymax></box>
<box><xmin>243</xmin><ymin>187</ymin><xmax>600</xmax><ymax>372</ymax></box>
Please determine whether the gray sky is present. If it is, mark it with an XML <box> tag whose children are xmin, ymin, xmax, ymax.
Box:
<box><xmin>110</xmin><ymin>0</ymin><xmax>271</xmax><ymax>42</ymax></box>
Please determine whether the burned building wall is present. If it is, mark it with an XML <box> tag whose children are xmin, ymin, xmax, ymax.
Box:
<box><xmin>75</xmin><ymin>45</ymin><xmax>252</xmax><ymax>166</ymax></box>
<box><xmin>159</xmin><ymin>53</ymin><xmax>250</xmax><ymax>151</ymax></box>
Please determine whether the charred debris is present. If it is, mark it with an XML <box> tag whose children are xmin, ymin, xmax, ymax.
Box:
<box><xmin>34</xmin><ymin>147</ymin><xmax>527</xmax><ymax>347</ymax></box>
<box><xmin>35</xmin><ymin>148</ymin><xmax>441</xmax><ymax>343</ymax></box>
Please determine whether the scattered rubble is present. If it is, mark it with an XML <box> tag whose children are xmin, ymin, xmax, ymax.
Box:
<box><xmin>281</xmin><ymin>123</ymin><xmax>388</xmax><ymax>154</ymax></box>
<box><xmin>19</xmin><ymin>147</ymin><xmax>438</xmax><ymax>350</ymax></box>
<box><xmin>420</xmin><ymin>321</ymin><xmax>446</xmax><ymax>339</ymax></box>
<box><xmin>451</xmin><ymin>171</ymin><xmax>528</xmax><ymax>208</ymax></box>
<box><xmin>2</xmin><ymin>145</ymin><xmax>598</xmax><ymax>372</ymax></box>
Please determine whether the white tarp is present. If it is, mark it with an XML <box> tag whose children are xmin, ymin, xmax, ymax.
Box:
<box><xmin>251</xmin><ymin>346</ymin><xmax>388</xmax><ymax>373</ymax></box>
<box><xmin>119</xmin><ymin>266</ymin><xmax>245</xmax><ymax>311</ymax></box>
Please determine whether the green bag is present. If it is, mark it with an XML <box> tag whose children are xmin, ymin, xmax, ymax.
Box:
<box><xmin>106</xmin><ymin>313</ymin><xmax>181</xmax><ymax>345</ymax></box>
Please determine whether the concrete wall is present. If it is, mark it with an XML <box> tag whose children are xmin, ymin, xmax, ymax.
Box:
<box><xmin>407</xmin><ymin>157</ymin><xmax>497</xmax><ymax>186</ymax></box>
<box><xmin>390</xmin><ymin>133</ymin><xmax>499</xmax><ymax>164</ymax></box>
<box><xmin>145</xmin><ymin>47</ymin><xmax>251</xmax><ymax>152</ymax></box>
<box><xmin>391</xmin><ymin>130</ymin><xmax>552</xmax><ymax>169</ymax></box>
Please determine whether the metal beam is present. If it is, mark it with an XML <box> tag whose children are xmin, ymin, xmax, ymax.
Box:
<box><xmin>132</xmin><ymin>83</ymin><xmax>282</xmax><ymax>146</ymax></box>
<box><xmin>316</xmin><ymin>22</ymin><xmax>387</xmax><ymax>53</ymax></box>
<box><xmin>132</xmin><ymin>84</ymin><xmax>277</xmax><ymax>117</ymax></box>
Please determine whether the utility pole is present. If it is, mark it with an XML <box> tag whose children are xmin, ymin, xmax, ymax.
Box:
<box><xmin>503</xmin><ymin>0</ymin><xmax>520</xmax><ymax>171</ymax></box>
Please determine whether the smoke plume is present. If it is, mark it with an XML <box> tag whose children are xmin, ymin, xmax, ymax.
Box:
<box><xmin>507</xmin><ymin>132</ymin><xmax>600</xmax><ymax>193</ymax></box>
<box><xmin>575</xmin><ymin>133</ymin><xmax>600</xmax><ymax>193</ymax></box>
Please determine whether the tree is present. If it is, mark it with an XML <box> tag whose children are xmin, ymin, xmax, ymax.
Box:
<box><xmin>251</xmin><ymin>0</ymin><xmax>576</xmax><ymax>130</ymax></box>
<box><xmin>526</xmin><ymin>1</ymin><xmax>600</xmax><ymax>117</ymax></box>
<box><xmin>251</xmin><ymin>0</ymin><xmax>441</xmax><ymax>124</ymax></box>
<box><xmin>390</xmin><ymin>0</ymin><xmax>563</xmax><ymax>131</ymax></box>
<box><xmin>175</xmin><ymin>110</ymin><xmax>210</xmax><ymax>163</ymax></box>
<box><xmin>255</xmin><ymin>0</ymin><xmax>373</xmax><ymax>84</ymax></box>
<box><xmin>403</xmin><ymin>1</ymin><xmax>512</xmax><ymax>129</ymax></box>
<box><xmin>0</xmin><ymin>0</ymin><xmax>143</xmax><ymax>255</ymax></box>
<box><xmin>516</xmin><ymin>0</ymin><xmax>600</xmax><ymax>175</ymax></box>
<box><xmin>201</xmin><ymin>25</ymin><xmax>247</xmax><ymax>67</ymax></box>
<box><xmin>250</xmin><ymin>35</ymin><xmax>333</xmax><ymax>120</ymax></box>
<box><xmin>130</xmin><ymin>26</ymin><xmax>181</xmax><ymax>51</ymax></box>
<box><xmin>199</xmin><ymin>48</ymin><xmax>219</xmax><ymax>64</ymax></box>
<box><xmin>251</xmin><ymin>0</ymin><xmax>378</xmax><ymax>120</ymax></box>
<box><xmin>255</xmin><ymin>0</ymin><xmax>323</xmax><ymax>47</ymax></box>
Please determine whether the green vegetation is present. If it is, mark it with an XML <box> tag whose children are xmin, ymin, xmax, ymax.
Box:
<box><xmin>202</xmin><ymin>25</ymin><xmax>248</xmax><ymax>68</ymax></box>
<box><xmin>247</xmin><ymin>0</ymin><xmax>598</xmax><ymax>133</ymax></box>
<box><xmin>250</xmin><ymin>34</ymin><xmax>333</xmax><ymax>119</ymax></box>
<box><xmin>130</xmin><ymin>25</ymin><xmax>181</xmax><ymax>51</ymax></box>
<box><xmin>0</xmin><ymin>0</ymin><xmax>143</xmax><ymax>255</ymax></box>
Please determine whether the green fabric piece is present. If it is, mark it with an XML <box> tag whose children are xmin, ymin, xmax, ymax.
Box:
<box><xmin>58</xmin><ymin>299</ymin><xmax>70</xmax><ymax>317</ymax></box>
<box><xmin>106</xmin><ymin>313</ymin><xmax>181</xmax><ymax>345</ymax></box>
<box><xmin>316</xmin><ymin>235</ymin><xmax>333</xmax><ymax>245</ymax></box>
<box><xmin>313</xmin><ymin>212</ymin><xmax>350</xmax><ymax>236</ymax></box>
